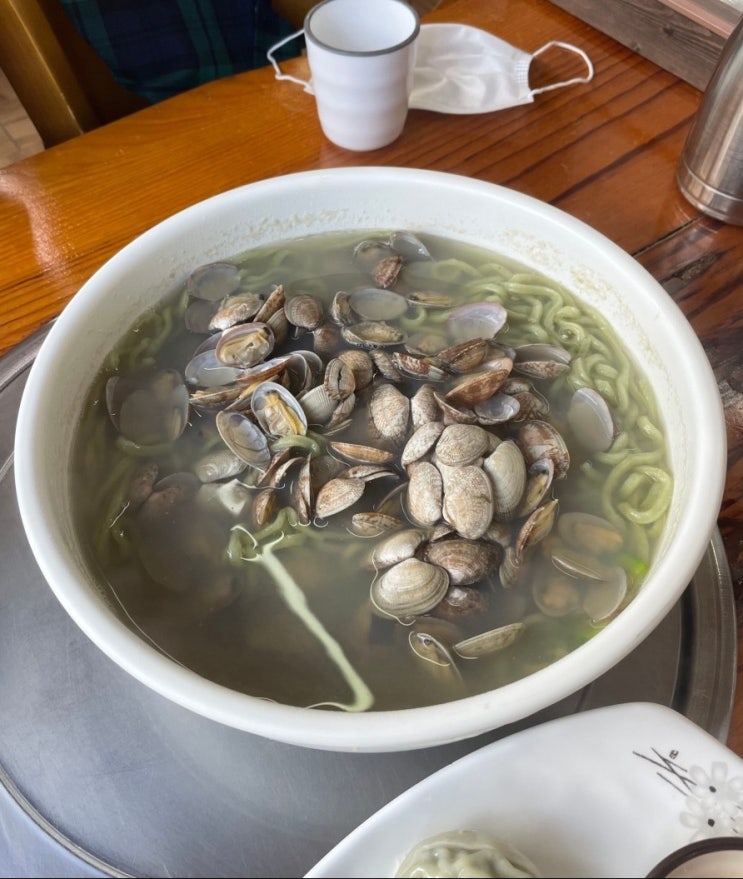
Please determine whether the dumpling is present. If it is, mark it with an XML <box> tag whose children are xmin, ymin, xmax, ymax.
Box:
<box><xmin>394</xmin><ymin>829</ymin><xmax>540</xmax><ymax>878</ymax></box>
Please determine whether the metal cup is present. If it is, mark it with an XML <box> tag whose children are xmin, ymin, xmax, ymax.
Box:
<box><xmin>676</xmin><ymin>14</ymin><xmax>743</xmax><ymax>224</ymax></box>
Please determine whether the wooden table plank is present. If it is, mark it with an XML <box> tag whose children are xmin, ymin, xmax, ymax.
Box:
<box><xmin>0</xmin><ymin>0</ymin><xmax>706</xmax><ymax>357</ymax></box>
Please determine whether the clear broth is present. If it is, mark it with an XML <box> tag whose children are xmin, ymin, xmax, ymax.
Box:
<box><xmin>71</xmin><ymin>230</ymin><xmax>671</xmax><ymax>711</ymax></box>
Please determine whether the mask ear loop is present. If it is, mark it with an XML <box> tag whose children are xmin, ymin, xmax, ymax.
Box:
<box><xmin>530</xmin><ymin>41</ymin><xmax>594</xmax><ymax>95</ymax></box>
<box><xmin>266</xmin><ymin>29</ymin><xmax>315</xmax><ymax>94</ymax></box>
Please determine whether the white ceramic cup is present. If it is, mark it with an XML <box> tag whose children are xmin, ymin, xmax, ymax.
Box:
<box><xmin>273</xmin><ymin>0</ymin><xmax>420</xmax><ymax>151</ymax></box>
<box><xmin>306</xmin><ymin>0</ymin><xmax>419</xmax><ymax>151</ymax></box>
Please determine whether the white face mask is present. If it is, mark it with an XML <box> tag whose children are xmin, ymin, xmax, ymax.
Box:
<box><xmin>409</xmin><ymin>23</ymin><xmax>594</xmax><ymax>114</ymax></box>
<box><xmin>267</xmin><ymin>22</ymin><xmax>594</xmax><ymax>114</ymax></box>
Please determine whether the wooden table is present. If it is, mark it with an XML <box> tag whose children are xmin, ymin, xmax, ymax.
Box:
<box><xmin>2</xmin><ymin>0</ymin><xmax>741</xmax><ymax>751</ymax></box>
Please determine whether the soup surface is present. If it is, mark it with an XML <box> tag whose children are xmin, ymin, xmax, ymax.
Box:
<box><xmin>72</xmin><ymin>230</ymin><xmax>672</xmax><ymax>711</ymax></box>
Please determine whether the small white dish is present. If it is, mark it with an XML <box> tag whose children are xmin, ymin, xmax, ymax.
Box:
<box><xmin>305</xmin><ymin>702</ymin><xmax>743</xmax><ymax>878</ymax></box>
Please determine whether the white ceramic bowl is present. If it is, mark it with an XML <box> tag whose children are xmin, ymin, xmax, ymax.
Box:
<box><xmin>14</xmin><ymin>167</ymin><xmax>726</xmax><ymax>752</ymax></box>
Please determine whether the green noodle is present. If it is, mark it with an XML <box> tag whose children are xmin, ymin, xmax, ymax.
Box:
<box><xmin>470</xmin><ymin>264</ymin><xmax>673</xmax><ymax>557</ymax></box>
<box><xmin>413</xmin><ymin>249</ymin><xmax>671</xmax><ymax>560</ymax></box>
<box><xmin>237</xmin><ymin>248</ymin><xmax>294</xmax><ymax>287</ymax></box>
<box><xmin>228</xmin><ymin>521</ymin><xmax>374</xmax><ymax>712</ymax></box>
<box><xmin>399</xmin><ymin>305</ymin><xmax>429</xmax><ymax>330</ymax></box>
<box><xmin>70</xmin><ymin>229</ymin><xmax>674</xmax><ymax>711</ymax></box>
<box><xmin>94</xmin><ymin>454</ymin><xmax>138</xmax><ymax>563</ymax></box>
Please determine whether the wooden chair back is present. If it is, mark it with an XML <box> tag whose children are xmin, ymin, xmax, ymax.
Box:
<box><xmin>0</xmin><ymin>0</ymin><xmax>146</xmax><ymax>148</ymax></box>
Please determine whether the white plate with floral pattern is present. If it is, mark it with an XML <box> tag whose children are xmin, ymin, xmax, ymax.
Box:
<box><xmin>305</xmin><ymin>702</ymin><xmax>743</xmax><ymax>878</ymax></box>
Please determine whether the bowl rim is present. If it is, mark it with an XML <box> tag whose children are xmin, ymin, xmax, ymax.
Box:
<box><xmin>13</xmin><ymin>167</ymin><xmax>728</xmax><ymax>751</ymax></box>
<box><xmin>645</xmin><ymin>836</ymin><xmax>743</xmax><ymax>877</ymax></box>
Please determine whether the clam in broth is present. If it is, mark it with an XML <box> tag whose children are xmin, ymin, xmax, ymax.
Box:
<box><xmin>72</xmin><ymin>230</ymin><xmax>672</xmax><ymax>712</ymax></box>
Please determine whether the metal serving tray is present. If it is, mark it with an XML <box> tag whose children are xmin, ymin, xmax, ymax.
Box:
<box><xmin>0</xmin><ymin>325</ymin><xmax>736</xmax><ymax>878</ymax></box>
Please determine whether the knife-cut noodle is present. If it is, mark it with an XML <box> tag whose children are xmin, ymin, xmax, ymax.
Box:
<box><xmin>70</xmin><ymin>230</ymin><xmax>672</xmax><ymax>711</ymax></box>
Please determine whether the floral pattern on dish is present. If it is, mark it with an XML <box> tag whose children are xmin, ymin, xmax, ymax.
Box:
<box><xmin>634</xmin><ymin>748</ymin><xmax>743</xmax><ymax>840</ymax></box>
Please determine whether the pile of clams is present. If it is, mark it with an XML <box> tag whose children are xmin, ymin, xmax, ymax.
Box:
<box><xmin>105</xmin><ymin>230</ymin><xmax>633</xmax><ymax>682</ymax></box>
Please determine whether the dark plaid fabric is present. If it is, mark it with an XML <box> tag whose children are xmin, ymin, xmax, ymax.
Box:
<box><xmin>59</xmin><ymin>0</ymin><xmax>302</xmax><ymax>103</ymax></box>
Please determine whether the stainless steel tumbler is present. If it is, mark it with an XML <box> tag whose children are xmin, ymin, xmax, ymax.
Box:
<box><xmin>676</xmin><ymin>14</ymin><xmax>743</xmax><ymax>225</ymax></box>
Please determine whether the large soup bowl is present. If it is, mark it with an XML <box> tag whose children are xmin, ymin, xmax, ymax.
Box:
<box><xmin>14</xmin><ymin>167</ymin><xmax>726</xmax><ymax>752</ymax></box>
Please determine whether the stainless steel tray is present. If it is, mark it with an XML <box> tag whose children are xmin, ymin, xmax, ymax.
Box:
<box><xmin>0</xmin><ymin>325</ymin><xmax>736</xmax><ymax>878</ymax></box>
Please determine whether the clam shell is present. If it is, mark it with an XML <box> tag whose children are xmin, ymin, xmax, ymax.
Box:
<box><xmin>312</xmin><ymin>322</ymin><xmax>343</xmax><ymax>357</ymax></box>
<box><xmin>251</xmin><ymin>381</ymin><xmax>308</xmax><ymax>438</ymax></box>
<box><xmin>266</xmin><ymin>307</ymin><xmax>289</xmax><ymax>347</ymax></box>
<box><xmin>401</xmin><ymin>421</ymin><xmax>445</xmax><ymax>467</ymax></box>
<box><xmin>371</xmin><ymin>350</ymin><xmax>403</xmax><ymax>382</ymax></box>
<box><xmin>215</xmin><ymin>410</ymin><xmax>271</xmax><ymax>472</ymax></box>
<box><xmin>406</xmin><ymin>291</ymin><xmax>456</xmax><ymax>309</ymax></box>
<box><xmin>329</xmin><ymin>290</ymin><xmax>354</xmax><ymax>326</ymax></box>
<box><xmin>349</xmin><ymin>287</ymin><xmax>409</xmax><ymax>321</ymax></box>
<box><xmin>372</xmin><ymin>254</ymin><xmax>403</xmax><ymax>288</ymax></box>
<box><xmin>443</xmin><ymin>358</ymin><xmax>512</xmax><ymax>407</ymax></box>
<box><xmin>515</xmin><ymin>498</ymin><xmax>559</xmax><ymax>556</ymax></box>
<box><xmin>533</xmin><ymin>571</ymin><xmax>582</xmax><ymax>617</ymax></box>
<box><xmin>106</xmin><ymin>370</ymin><xmax>189</xmax><ymax>445</ymax></box>
<box><xmin>186</xmin><ymin>261</ymin><xmax>241</xmax><ymax>301</ymax></box>
<box><xmin>326</xmin><ymin>393</ymin><xmax>357</xmax><ymax>431</ymax></box>
<box><xmin>557</xmin><ymin>512</ymin><xmax>624</xmax><ymax>555</ymax></box>
<box><xmin>516</xmin><ymin>457</ymin><xmax>555</xmax><ymax>517</ymax></box>
<box><xmin>566</xmin><ymin>387</ymin><xmax>615</xmax><ymax>453</ymax></box>
<box><xmin>369</xmin><ymin>382</ymin><xmax>410</xmax><ymax>448</ymax></box>
<box><xmin>432</xmin><ymin>391</ymin><xmax>478</xmax><ymax>425</ymax></box>
<box><xmin>442</xmin><ymin>465</ymin><xmax>494</xmax><ymax>540</ymax></box>
<box><xmin>233</xmin><ymin>354</ymin><xmax>293</xmax><ymax>388</ymax></box>
<box><xmin>370</xmin><ymin>558</ymin><xmax>449</xmax><ymax>618</ymax></box>
<box><xmin>299</xmin><ymin>384</ymin><xmax>336</xmax><ymax>425</ymax></box>
<box><xmin>314</xmin><ymin>477</ymin><xmax>365</xmax><ymax>518</ymax></box>
<box><xmin>513</xmin><ymin>343</ymin><xmax>572</xmax><ymax>380</ymax></box>
<box><xmin>434</xmin><ymin>424</ymin><xmax>490</xmax><ymax>467</ymax></box>
<box><xmin>184</xmin><ymin>349</ymin><xmax>246</xmax><ymax>389</ymax></box>
<box><xmin>407</xmin><ymin>632</ymin><xmax>463</xmax><ymax>684</ymax></box>
<box><xmin>329</xmin><ymin>441</ymin><xmax>396</xmax><ymax>465</ymax></box>
<box><xmin>474</xmin><ymin>392</ymin><xmax>521</xmax><ymax>426</ymax></box>
<box><xmin>391</xmin><ymin>352</ymin><xmax>448</xmax><ymax>382</ymax></box>
<box><xmin>337</xmin><ymin>349</ymin><xmax>374</xmax><ymax>390</ymax></box>
<box><xmin>388</xmin><ymin>230</ymin><xmax>432</xmax><ymax>261</ymax></box>
<box><xmin>517</xmin><ymin>419</ymin><xmax>570</xmax><ymax>479</ymax></box>
<box><xmin>410</xmin><ymin>383</ymin><xmax>441</xmax><ymax>429</ymax></box>
<box><xmin>348</xmin><ymin>512</ymin><xmax>405</xmax><ymax>537</ymax></box>
<box><xmin>323</xmin><ymin>357</ymin><xmax>356</xmax><ymax>401</ymax></box>
<box><xmin>252</xmin><ymin>284</ymin><xmax>285</xmax><ymax>324</ymax></box>
<box><xmin>215</xmin><ymin>322</ymin><xmax>274</xmax><ymax>369</ymax></box>
<box><xmin>445</xmin><ymin>301</ymin><xmax>507</xmax><ymax>343</ymax></box>
<box><xmin>252</xmin><ymin>487</ymin><xmax>279</xmax><ymax>530</ymax></box>
<box><xmin>285</xmin><ymin>350</ymin><xmax>324</xmax><ymax>393</ymax></box>
<box><xmin>405</xmin><ymin>330</ymin><xmax>448</xmax><ymax>355</ymax></box>
<box><xmin>583</xmin><ymin>566</ymin><xmax>628</xmax><ymax>623</ymax></box>
<box><xmin>510</xmin><ymin>390</ymin><xmax>550</xmax><ymax>420</ymax></box>
<box><xmin>550</xmin><ymin>545</ymin><xmax>615</xmax><ymax>581</ymax></box>
<box><xmin>453</xmin><ymin>622</ymin><xmax>525</xmax><ymax>659</ymax></box>
<box><xmin>436</xmin><ymin>338</ymin><xmax>489</xmax><ymax>372</ymax></box>
<box><xmin>369</xmin><ymin>528</ymin><xmax>426</xmax><ymax>570</ymax></box>
<box><xmin>423</xmin><ymin>538</ymin><xmax>501</xmax><ymax>586</ymax></box>
<box><xmin>405</xmin><ymin>461</ymin><xmax>443</xmax><ymax>527</ymax></box>
<box><xmin>284</xmin><ymin>293</ymin><xmax>324</xmax><ymax>331</ymax></box>
<box><xmin>353</xmin><ymin>239</ymin><xmax>394</xmax><ymax>273</ymax></box>
<box><xmin>432</xmin><ymin>584</ymin><xmax>490</xmax><ymax>619</ymax></box>
<box><xmin>292</xmin><ymin>455</ymin><xmax>313</xmax><ymax>526</ymax></box>
<box><xmin>341</xmin><ymin>321</ymin><xmax>405</xmax><ymax>349</ymax></box>
<box><xmin>208</xmin><ymin>292</ymin><xmax>263</xmax><ymax>331</ymax></box>
<box><xmin>193</xmin><ymin>449</ymin><xmax>246</xmax><ymax>483</ymax></box>
<box><xmin>483</xmin><ymin>439</ymin><xmax>527</xmax><ymax>521</ymax></box>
